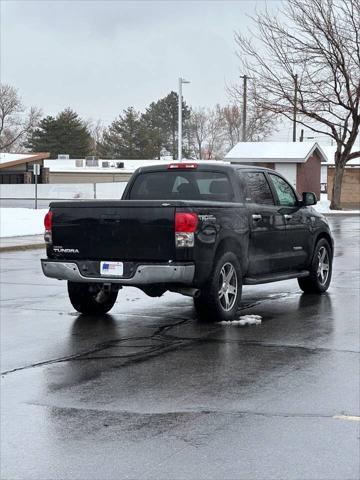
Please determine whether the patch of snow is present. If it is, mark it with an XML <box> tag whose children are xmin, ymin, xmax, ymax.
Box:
<box><xmin>0</xmin><ymin>208</ymin><xmax>47</xmax><ymax>237</ymax></box>
<box><xmin>313</xmin><ymin>198</ymin><xmax>359</xmax><ymax>214</ymax></box>
<box><xmin>313</xmin><ymin>198</ymin><xmax>331</xmax><ymax>213</ymax></box>
<box><xmin>44</xmin><ymin>158</ymin><xmax>170</xmax><ymax>173</ymax></box>
<box><xmin>218</xmin><ymin>315</ymin><xmax>262</xmax><ymax>326</ymax></box>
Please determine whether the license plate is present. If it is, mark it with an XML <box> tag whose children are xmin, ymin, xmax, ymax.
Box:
<box><xmin>100</xmin><ymin>261</ymin><xmax>123</xmax><ymax>276</ymax></box>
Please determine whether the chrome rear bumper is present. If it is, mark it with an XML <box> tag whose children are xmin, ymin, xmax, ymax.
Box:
<box><xmin>41</xmin><ymin>260</ymin><xmax>195</xmax><ymax>285</ymax></box>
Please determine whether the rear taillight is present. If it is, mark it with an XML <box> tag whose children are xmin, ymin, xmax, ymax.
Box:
<box><xmin>44</xmin><ymin>211</ymin><xmax>53</xmax><ymax>244</ymax></box>
<box><xmin>44</xmin><ymin>211</ymin><xmax>53</xmax><ymax>231</ymax></box>
<box><xmin>175</xmin><ymin>212</ymin><xmax>198</xmax><ymax>232</ymax></box>
<box><xmin>175</xmin><ymin>212</ymin><xmax>198</xmax><ymax>248</ymax></box>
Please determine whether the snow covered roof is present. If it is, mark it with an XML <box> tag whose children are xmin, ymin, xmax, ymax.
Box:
<box><xmin>320</xmin><ymin>146</ymin><xmax>360</xmax><ymax>165</ymax></box>
<box><xmin>225</xmin><ymin>142</ymin><xmax>327</xmax><ymax>163</ymax></box>
<box><xmin>44</xmin><ymin>158</ymin><xmax>175</xmax><ymax>173</ymax></box>
<box><xmin>0</xmin><ymin>152</ymin><xmax>50</xmax><ymax>169</ymax></box>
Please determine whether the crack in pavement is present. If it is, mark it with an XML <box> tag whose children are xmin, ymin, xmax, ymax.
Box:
<box><xmin>2</xmin><ymin>315</ymin><xmax>358</xmax><ymax>376</ymax></box>
<box><xmin>1</xmin><ymin>318</ymin><xmax>191</xmax><ymax>376</ymax></box>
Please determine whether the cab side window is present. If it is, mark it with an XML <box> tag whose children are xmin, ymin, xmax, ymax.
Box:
<box><xmin>239</xmin><ymin>171</ymin><xmax>274</xmax><ymax>205</ymax></box>
<box><xmin>269</xmin><ymin>174</ymin><xmax>297</xmax><ymax>207</ymax></box>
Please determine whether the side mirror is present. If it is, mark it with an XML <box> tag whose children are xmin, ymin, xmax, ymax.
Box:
<box><xmin>302</xmin><ymin>192</ymin><xmax>317</xmax><ymax>206</ymax></box>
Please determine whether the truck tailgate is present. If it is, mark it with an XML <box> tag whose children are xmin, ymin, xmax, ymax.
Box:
<box><xmin>50</xmin><ymin>201</ymin><xmax>176</xmax><ymax>261</ymax></box>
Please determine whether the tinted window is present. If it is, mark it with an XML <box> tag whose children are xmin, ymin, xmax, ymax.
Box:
<box><xmin>239</xmin><ymin>171</ymin><xmax>274</xmax><ymax>205</ymax></box>
<box><xmin>129</xmin><ymin>170</ymin><xmax>234</xmax><ymax>201</ymax></box>
<box><xmin>269</xmin><ymin>174</ymin><xmax>297</xmax><ymax>207</ymax></box>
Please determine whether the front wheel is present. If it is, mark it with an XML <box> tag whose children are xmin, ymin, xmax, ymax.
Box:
<box><xmin>67</xmin><ymin>282</ymin><xmax>118</xmax><ymax>315</ymax></box>
<box><xmin>298</xmin><ymin>239</ymin><xmax>332</xmax><ymax>293</ymax></box>
<box><xmin>194</xmin><ymin>251</ymin><xmax>242</xmax><ymax>322</ymax></box>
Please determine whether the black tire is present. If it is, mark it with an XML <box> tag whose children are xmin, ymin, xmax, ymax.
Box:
<box><xmin>298</xmin><ymin>238</ymin><xmax>332</xmax><ymax>294</ymax></box>
<box><xmin>194</xmin><ymin>251</ymin><xmax>242</xmax><ymax>322</ymax></box>
<box><xmin>67</xmin><ymin>281</ymin><xmax>118</xmax><ymax>315</ymax></box>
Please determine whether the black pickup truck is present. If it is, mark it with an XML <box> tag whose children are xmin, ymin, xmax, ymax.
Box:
<box><xmin>41</xmin><ymin>162</ymin><xmax>333</xmax><ymax>321</ymax></box>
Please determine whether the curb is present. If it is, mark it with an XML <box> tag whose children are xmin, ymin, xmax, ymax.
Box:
<box><xmin>0</xmin><ymin>243</ymin><xmax>45</xmax><ymax>253</ymax></box>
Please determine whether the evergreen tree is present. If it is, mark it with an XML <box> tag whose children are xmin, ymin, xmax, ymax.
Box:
<box><xmin>99</xmin><ymin>107</ymin><xmax>145</xmax><ymax>159</ymax></box>
<box><xmin>27</xmin><ymin>108</ymin><xmax>91</xmax><ymax>158</ymax></box>
<box><xmin>140</xmin><ymin>101</ymin><xmax>169</xmax><ymax>159</ymax></box>
<box><xmin>140</xmin><ymin>92</ymin><xmax>191</xmax><ymax>159</ymax></box>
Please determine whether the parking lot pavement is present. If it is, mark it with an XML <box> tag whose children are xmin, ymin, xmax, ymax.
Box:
<box><xmin>1</xmin><ymin>216</ymin><xmax>359</xmax><ymax>480</ymax></box>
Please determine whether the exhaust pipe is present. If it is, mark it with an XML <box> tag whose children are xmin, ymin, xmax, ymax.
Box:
<box><xmin>170</xmin><ymin>287</ymin><xmax>200</xmax><ymax>298</ymax></box>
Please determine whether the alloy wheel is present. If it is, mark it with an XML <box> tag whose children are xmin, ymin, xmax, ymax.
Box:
<box><xmin>218</xmin><ymin>262</ymin><xmax>238</xmax><ymax>311</ymax></box>
<box><xmin>317</xmin><ymin>246</ymin><xmax>330</xmax><ymax>285</ymax></box>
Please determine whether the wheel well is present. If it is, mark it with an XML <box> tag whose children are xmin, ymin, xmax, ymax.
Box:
<box><xmin>315</xmin><ymin>232</ymin><xmax>333</xmax><ymax>251</ymax></box>
<box><xmin>215</xmin><ymin>237</ymin><xmax>246</xmax><ymax>271</ymax></box>
<box><xmin>216</xmin><ymin>238</ymin><xmax>239</xmax><ymax>257</ymax></box>
<box><xmin>315</xmin><ymin>232</ymin><xmax>333</xmax><ymax>254</ymax></box>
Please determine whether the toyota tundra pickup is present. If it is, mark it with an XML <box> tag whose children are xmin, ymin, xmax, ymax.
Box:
<box><xmin>41</xmin><ymin>162</ymin><xmax>333</xmax><ymax>321</ymax></box>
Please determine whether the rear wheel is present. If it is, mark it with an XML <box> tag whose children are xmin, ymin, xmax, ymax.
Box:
<box><xmin>67</xmin><ymin>282</ymin><xmax>118</xmax><ymax>315</ymax></box>
<box><xmin>298</xmin><ymin>239</ymin><xmax>332</xmax><ymax>293</ymax></box>
<box><xmin>194</xmin><ymin>251</ymin><xmax>242</xmax><ymax>322</ymax></box>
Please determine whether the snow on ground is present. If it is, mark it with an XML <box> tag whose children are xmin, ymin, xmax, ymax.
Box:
<box><xmin>313</xmin><ymin>197</ymin><xmax>332</xmax><ymax>213</ymax></box>
<box><xmin>0</xmin><ymin>208</ymin><xmax>47</xmax><ymax>237</ymax></box>
<box><xmin>218</xmin><ymin>315</ymin><xmax>262</xmax><ymax>326</ymax></box>
<box><xmin>312</xmin><ymin>193</ymin><xmax>359</xmax><ymax>214</ymax></box>
<box><xmin>313</xmin><ymin>196</ymin><xmax>359</xmax><ymax>214</ymax></box>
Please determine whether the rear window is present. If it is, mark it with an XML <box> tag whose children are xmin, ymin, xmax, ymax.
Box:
<box><xmin>238</xmin><ymin>171</ymin><xmax>274</xmax><ymax>205</ymax></box>
<box><xmin>129</xmin><ymin>171</ymin><xmax>235</xmax><ymax>201</ymax></box>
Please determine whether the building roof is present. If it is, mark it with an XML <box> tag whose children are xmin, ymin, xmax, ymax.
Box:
<box><xmin>320</xmin><ymin>146</ymin><xmax>360</xmax><ymax>166</ymax></box>
<box><xmin>225</xmin><ymin>142</ymin><xmax>328</xmax><ymax>163</ymax></box>
<box><xmin>44</xmin><ymin>159</ymin><xmax>190</xmax><ymax>174</ymax></box>
<box><xmin>0</xmin><ymin>152</ymin><xmax>50</xmax><ymax>169</ymax></box>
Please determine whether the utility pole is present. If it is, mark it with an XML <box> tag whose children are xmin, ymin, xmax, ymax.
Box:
<box><xmin>299</xmin><ymin>129</ymin><xmax>304</xmax><ymax>142</ymax></box>
<box><xmin>178</xmin><ymin>77</ymin><xmax>190</xmax><ymax>161</ymax></box>
<box><xmin>293</xmin><ymin>73</ymin><xmax>298</xmax><ymax>142</ymax></box>
<box><xmin>240</xmin><ymin>75</ymin><xmax>248</xmax><ymax>142</ymax></box>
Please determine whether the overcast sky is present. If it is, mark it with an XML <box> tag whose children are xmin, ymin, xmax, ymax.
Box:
<box><xmin>1</xmin><ymin>1</ymin><xmax>281</xmax><ymax>119</ymax></box>
<box><xmin>3</xmin><ymin>0</ymin><xmax>331</xmax><ymax>143</ymax></box>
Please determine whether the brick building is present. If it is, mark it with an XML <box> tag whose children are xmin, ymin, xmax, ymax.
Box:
<box><xmin>224</xmin><ymin>142</ymin><xmax>327</xmax><ymax>199</ymax></box>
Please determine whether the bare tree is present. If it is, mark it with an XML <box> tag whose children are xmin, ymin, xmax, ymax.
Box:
<box><xmin>189</xmin><ymin>102</ymin><xmax>276</xmax><ymax>160</ymax></box>
<box><xmin>205</xmin><ymin>105</ymin><xmax>226</xmax><ymax>159</ymax></box>
<box><xmin>86</xmin><ymin>118</ymin><xmax>105</xmax><ymax>156</ymax></box>
<box><xmin>188</xmin><ymin>108</ymin><xmax>208</xmax><ymax>159</ymax></box>
<box><xmin>234</xmin><ymin>0</ymin><xmax>360</xmax><ymax>209</ymax></box>
<box><xmin>222</xmin><ymin>104</ymin><xmax>242</xmax><ymax>148</ymax></box>
<box><xmin>188</xmin><ymin>106</ymin><xmax>225</xmax><ymax>159</ymax></box>
<box><xmin>0</xmin><ymin>84</ymin><xmax>41</xmax><ymax>152</ymax></box>
<box><xmin>225</xmin><ymin>90</ymin><xmax>277</xmax><ymax>144</ymax></box>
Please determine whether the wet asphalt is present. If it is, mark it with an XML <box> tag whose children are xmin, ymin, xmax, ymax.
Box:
<box><xmin>1</xmin><ymin>216</ymin><xmax>359</xmax><ymax>480</ymax></box>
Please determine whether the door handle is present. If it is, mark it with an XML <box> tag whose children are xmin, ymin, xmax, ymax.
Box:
<box><xmin>284</xmin><ymin>214</ymin><xmax>292</xmax><ymax>220</ymax></box>
<box><xmin>252</xmin><ymin>214</ymin><xmax>262</xmax><ymax>221</ymax></box>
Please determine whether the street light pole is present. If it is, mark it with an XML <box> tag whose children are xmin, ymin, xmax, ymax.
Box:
<box><xmin>178</xmin><ymin>77</ymin><xmax>190</xmax><ymax>161</ymax></box>
<box><xmin>178</xmin><ymin>78</ymin><xmax>182</xmax><ymax>161</ymax></box>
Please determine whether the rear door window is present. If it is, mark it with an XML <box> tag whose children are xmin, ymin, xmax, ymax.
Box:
<box><xmin>238</xmin><ymin>171</ymin><xmax>275</xmax><ymax>205</ymax></box>
<box><xmin>129</xmin><ymin>171</ymin><xmax>235</xmax><ymax>201</ymax></box>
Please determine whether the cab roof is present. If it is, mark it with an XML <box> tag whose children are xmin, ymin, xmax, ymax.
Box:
<box><xmin>134</xmin><ymin>162</ymin><xmax>274</xmax><ymax>174</ymax></box>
